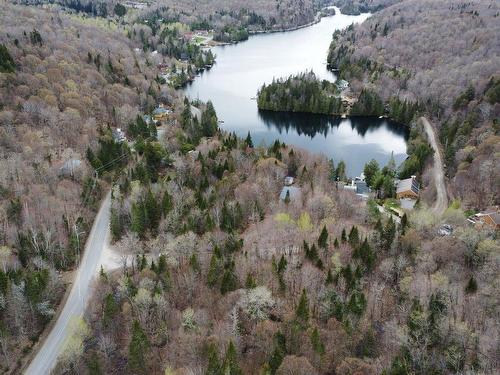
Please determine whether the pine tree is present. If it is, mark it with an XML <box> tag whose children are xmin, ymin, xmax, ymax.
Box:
<box><xmin>295</xmin><ymin>289</ymin><xmax>309</xmax><ymax>325</ymax></box>
<box><xmin>220</xmin><ymin>261</ymin><xmax>238</xmax><ymax>295</ymax></box>
<box><xmin>401</xmin><ymin>213</ymin><xmax>408</xmax><ymax>234</ymax></box>
<box><xmin>341</xmin><ymin>228</ymin><xmax>347</xmax><ymax>242</ymax></box>
<box><xmin>128</xmin><ymin>321</ymin><xmax>149</xmax><ymax>374</ymax></box>
<box><xmin>207</xmin><ymin>253</ymin><xmax>221</xmax><ymax>287</ymax></box>
<box><xmin>326</xmin><ymin>268</ymin><xmax>334</xmax><ymax>284</ymax></box>
<box><xmin>268</xmin><ymin>331</ymin><xmax>286</xmax><ymax>374</ymax></box>
<box><xmin>334</xmin><ymin>238</ymin><xmax>339</xmax><ymax>248</ymax></box>
<box><xmin>206</xmin><ymin>343</ymin><xmax>223</xmax><ymax>375</ymax></box>
<box><xmin>303</xmin><ymin>240</ymin><xmax>310</xmax><ymax>258</ymax></box>
<box><xmin>318</xmin><ymin>225</ymin><xmax>329</xmax><ymax>249</ymax></box>
<box><xmin>103</xmin><ymin>293</ymin><xmax>118</xmax><ymax>328</ymax></box>
<box><xmin>348</xmin><ymin>226</ymin><xmax>359</xmax><ymax>247</ymax></box>
<box><xmin>310</xmin><ymin>327</ymin><xmax>325</xmax><ymax>354</ymax></box>
<box><xmin>223</xmin><ymin>341</ymin><xmax>242</xmax><ymax>375</ymax></box>
<box><xmin>87</xmin><ymin>352</ymin><xmax>103</xmax><ymax>375</ymax></box>
<box><xmin>245</xmin><ymin>131</ymin><xmax>254</xmax><ymax>148</ymax></box>
<box><xmin>189</xmin><ymin>253</ymin><xmax>200</xmax><ymax>273</ymax></box>
<box><xmin>465</xmin><ymin>276</ymin><xmax>478</xmax><ymax>294</ymax></box>
<box><xmin>245</xmin><ymin>273</ymin><xmax>257</xmax><ymax>289</ymax></box>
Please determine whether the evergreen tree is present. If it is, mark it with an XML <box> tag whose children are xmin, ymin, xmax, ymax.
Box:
<box><xmin>161</xmin><ymin>190</ymin><xmax>173</xmax><ymax>216</ymax></box>
<box><xmin>334</xmin><ymin>238</ymin><xmax>339</xmax><ymax>248</ymax></box>
<box><xmin>268</xmin><ymin>331</ymin><xmax>287</xmax><ymax>375</ymax></box>
<box><xmin>348</xmin><ymin>226</ymin><xmax>359</xmax><ymax>247</ymax></box>
<box><xmin>223</xmin><ymin>341</ymin><xmax>242</xmax><ymax>375</ymax></box>
<box><xmin>220</xmin><ymin>260</ymin><xmax>238</xmax><ymax>295</ymax></box>
<box><xmin>465</xmin><ymin>276</ymin><xmax>478</xmax><ymax>294</ymax></box>
<box><xmin>363</xmin><ymin>159</ymin><xmax>380</xmax><ymax>187</ymax></box>
<box><xmin>382</xmin><ymin>217</ymin><xmax>396</xmax><ymax>252</ymax></box>
<box><xmin>295</xmin><ymin>289</ymin><xmax>310</xmax><ymax>325</ymax></box>
<box><xmin>341</xmin><ymin>228</ymin><xmax>347</xmax><ymax>242</ymax></box>
<box><xmin>103</xmin><ymin>293</ymin><xmax>118</xmax><ymax>328</ymax></box>
<box><xmin>245</xmin><ymin>273</ymin><xmax>257</xmax><ymax>289</ymax></box>
<box><xmin>326</xmin><ymin>268</ymin><xmax>334</xmax><ymax>284</ymax></box>
<box><xmin>206</xmin><ymin>343</ymin><xmax>223</xmax><ymax>375</ymax></box>
<box><xmin>310</xmin><ymin>327</ymin><xmax>325</xmax><ymax>355</ymax></box>
<box><xmin>87</xmin><ymin>352</ymin><xmax>103</xmax><ymax>375</ymax></box>
<box><xmin>0</xmin><ymin>44</ymin><xmax>16</xmax><ymax>73</ymax></box>
<box><xmin>189</xmin><ymin>253</ymin><xmax>200</xmax><ymax>273</ymax></box>
<box><xmin>128</xmin><ymin>320</ymin><xmax>149</xmax><ymax>374</ymax></box>
<box><xmin>245</xmin><ymin>131</ymin><xmax>254</xmax><ymax>148</ymax></box>
<box><xmin>201</xmin><ymin>101</ymin><xmax>218</xmax><ymax>137</ymax></box>
<box><xmin>353</xmin><ymin>238</ymin><xmax>376</xmax><ymax>272</ymax></box>
<box><xmin>318</xmin><ymin>225</ymin><xmax>329</xmax><ymax>249</ymax></box>
<box><xmin>401</xmin><ymin>213</ymin><xmax>408</xmax><ymax>234</ymax></box>
<box><xmin>207</xmin><ymin>253</ymin><xmax>221</xmax><ymax>287</ymax></box>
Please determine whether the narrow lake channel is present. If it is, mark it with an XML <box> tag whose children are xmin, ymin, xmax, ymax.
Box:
<box><xmin>184</xmin><ymin>8</ymin><xmax>408</xmax><ymax>176</ymax></box>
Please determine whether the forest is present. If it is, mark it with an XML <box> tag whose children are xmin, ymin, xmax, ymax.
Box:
<box><xmin>0</xmin><ymin>0</ymin><xmax>498</xmax><ymax>374</ymax></box>
<box><xmin>327</xmin><ymin>0</ymin><xmax>500</xmax><ymax>209</ymax></box>
<box><xmin>257</xmin><ymin>72</ymin><xmax>344</xmax><ymax>115</ymax></box>
<box><xmin>54</xmin><ymin>98</ymin><xmax>500</xmax><ymax>375</ymax></box>
<box><xmin>0</xmin><ymin>2</ymin><xmax>168</xmax><ymax>371</ymax></box>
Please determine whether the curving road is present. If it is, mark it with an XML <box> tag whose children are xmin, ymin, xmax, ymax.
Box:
<box><xmin>25</xmin><ymin>192</ymin><xmax>111</xmax><ymax>375</ymax></box>
<box><xmin>420</xmin><ymin>117</ymin><xmax>448</xmax><ymax>214</ymax></box>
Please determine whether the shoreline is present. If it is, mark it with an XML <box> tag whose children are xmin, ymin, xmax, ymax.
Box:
<box><xmin>211</xmin><ymin>6</ymin><xmax>340</xmax><ymax>47</ymax></box>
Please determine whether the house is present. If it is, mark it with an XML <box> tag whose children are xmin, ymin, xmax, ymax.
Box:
<box><xmin>280</xmin><ymin>186</ymin><xmax>301</xmax><ymax>202</ymax></box>
<box><xmin>336</xmin><ymin>79</ymin><xmax>349</xmax><ymax>91</ymax></box>
<box><xmin>284</xmin><ymin>176</ymin><xmax>294</xmax><ymax>186</ymax></box>
<box><xmin>468</xmin><ymin>211</ymin><xmax>500</xmax><ymax>230</ymax></box>
<box><xmin>152</xmin><ymin>106</ymin><xmax>171</xmax><ymax>122</ymax></box>
<box><xmin>112</xmin><ymin>128</ymin><xmax>126</xmax><ymax>143</ymax></box>
<box><xmin>396</xmin><ymin>176</ymin><xmax>419</xmax><ymax>199</ymax></box>
<box><xmin>355</xmin><ymin>180</ymin><xmax>369</xmax><ymax>195</ymax></box>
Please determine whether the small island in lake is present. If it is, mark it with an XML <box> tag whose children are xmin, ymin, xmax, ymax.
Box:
<box><xmin>257</xmin><ymin>71</ymin><xmax>345</xmax><ymax>115</ymax></box>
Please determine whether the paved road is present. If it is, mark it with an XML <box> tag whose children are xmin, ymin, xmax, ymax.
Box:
<box><xmin>420</xmin><ymin>117</ymin><xmax>448</xmax><ymax>214</ymax></box>
<box><xmin>25</xmin><ymin>192</ymin><xmax>111</xmax><ymax>375</ymax></box>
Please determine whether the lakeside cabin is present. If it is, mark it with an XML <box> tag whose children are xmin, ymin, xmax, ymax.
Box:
<box><xmin>396</xmin><ymin>176</ymin><xmax>419</xmax><ymax>199</ymax></box>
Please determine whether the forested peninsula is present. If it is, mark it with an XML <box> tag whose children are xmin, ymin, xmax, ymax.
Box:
<box><xmin>257</xmin><ymin>72</ymin><xmax>344</xmax><ymax>115</ymax></box>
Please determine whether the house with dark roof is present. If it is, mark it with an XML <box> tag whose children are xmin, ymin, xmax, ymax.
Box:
<box><xmin>396</xmin><ymin>176</ymin><xmax>419</xmax><ymax>199</ymax></box>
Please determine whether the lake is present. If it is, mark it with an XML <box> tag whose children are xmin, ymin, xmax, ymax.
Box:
<box><xmin>184</xmin><ymin>7</ymin><xmax>408</xmax><ymax>177</ymax></box>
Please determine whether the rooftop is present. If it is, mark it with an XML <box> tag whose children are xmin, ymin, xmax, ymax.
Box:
<box><xmin>396</xmin><ymin>177</ymin><xmax>419</xmax><ymax>194</ymax></box>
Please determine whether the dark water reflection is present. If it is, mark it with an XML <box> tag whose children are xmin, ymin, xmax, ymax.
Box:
<box><xmin>258</xmin><ymin>111</ymin><xmax>409</xmax><ymax>140</ymax></box>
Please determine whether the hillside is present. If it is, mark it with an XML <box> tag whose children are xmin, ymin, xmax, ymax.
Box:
<box><xmin>59</xmin><ymin>100</ymin><xmax>500</xmax><ymax>375</ymax></box>
<box><xmin>327</xmin><ymin>0</ymin><xmax>500</xmax><ymax>209</ymax></box>
<box><xmin>151</xmin><ymin>0</ymin><xmax>318</xmax><ymax>32</ymax></box>
<box><xmin>0</xmin><ymin>3</ymin><xmax>165</xmax><ymax>371</ymax></box>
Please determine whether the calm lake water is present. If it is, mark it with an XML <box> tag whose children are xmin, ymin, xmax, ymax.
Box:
<box><xmin>185</xmin><ymin>8</ymin><xmax>408</xmax><ymax>176</ymax></box>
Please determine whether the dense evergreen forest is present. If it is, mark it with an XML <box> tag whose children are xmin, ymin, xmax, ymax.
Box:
<box><xmin>257</xmin><ymin>72</ymin><xmax>344</xmax><ymax>115</ymax></box>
